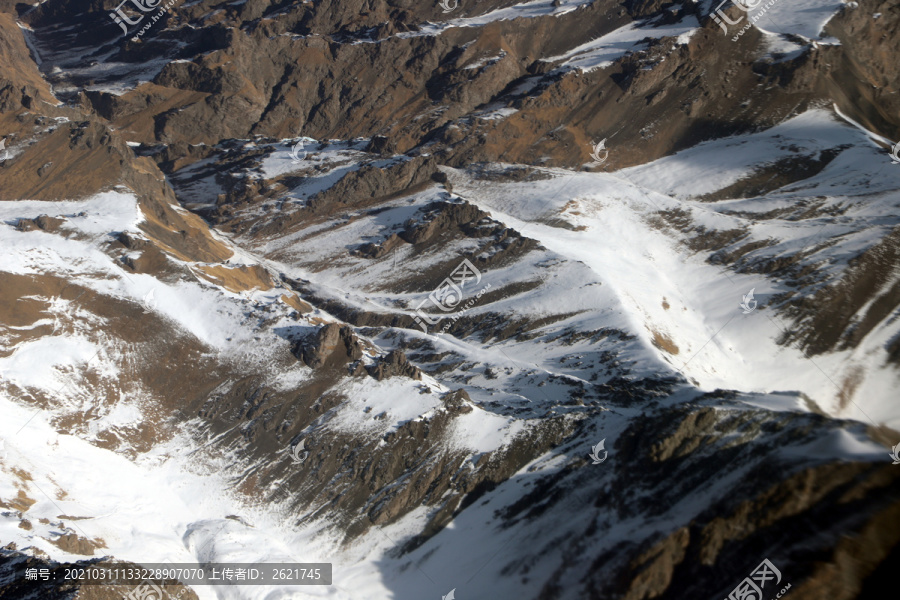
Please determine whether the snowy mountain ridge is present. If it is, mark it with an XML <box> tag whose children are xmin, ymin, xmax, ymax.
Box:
<box><xmin>1</xmin><ymin>0</ymin><xmax>899</xmax><ymax>598</ymax></box>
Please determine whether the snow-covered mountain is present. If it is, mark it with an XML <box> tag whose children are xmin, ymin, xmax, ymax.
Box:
<box><xmin>1</xmin><ymin>0</ymin><xmax>899</xmax><ymax>599</ymax></box>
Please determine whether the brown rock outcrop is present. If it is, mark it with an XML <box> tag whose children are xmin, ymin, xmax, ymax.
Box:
<box><xmin>367</xmin><ymin>350</ymin><xmax>423</xmax><ymax>381</ymax></box>
<box><xmin>292</xmin><ymin>323</ymin><xmax>364</xmax><ymax>369</ymax></box>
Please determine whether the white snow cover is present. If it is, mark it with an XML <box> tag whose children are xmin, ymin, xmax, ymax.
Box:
<box><xmin>400</xmin><ymin>0</ymin><xmax>593</xmax><ymax>38</ymax></box>
<box><xmin>228</xmin><ymin>108</ymin><xmax>900</xmax><ymax>431</ymax></box>
<box><xmin>448</xmin><ymin>108</ymin><xmax>900</xmax><ymax>430</ymax></box>
<box><xmin>2</xmin><ymin>116</ymin><xmax>898</xmax><ymax>600</ymax></box>
<box><xmin>543</xmin><ymin>15</ymin><xmax>700</xmax><ymax>72</ymax></box>
<box><xmin>256</xmin><ymin>139</ymin><xmax>366</xmax><ymax>180</ymax></box>
<box><xmin>0</xmin><ymin>193</ymin><xmax>281</xmax><ymax>355</ymax></box>
<box><xmin>0</xmin><ymin>395</ymin><xmax>339</xmax><ymax>600</ymax></box>
<box><xmin>745</xmin><ymin>0</ymin><xmax>845</xmax><ymax>39</ymax></box>
<box><xmin>701</xmin><ymin>0</ymin><xmax>846</xmax><ymax>40</ymax></box>
<box><xmin>622</xmin><ymin>109</ymin><xmax>867</xmax><ymax>199</ymax></box>
<box><xmin>0</xmin><ymin>189</ymin><xmax>542</xmax><ymax>599</ymax></box>
<box><xmin>1</xmin><ymin>1</ymin><xmax>895</xmax><ymax>598</ymax></box>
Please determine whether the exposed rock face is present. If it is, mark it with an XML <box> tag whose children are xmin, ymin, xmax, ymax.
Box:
<box><xmin>777</xmin><ymin>225</ymin><xmax>900</xmax><ymax>362</ymax></box>
<box><xmin>0</xmin><ymin>12</ymin><xmax>55</xmax><ymax>112</ymax></box>
<box><xmin>397</xmin><ymin>201</ymin><xmax>488</xmax><ymax>245</ymax></box>
<box><xmin>305</xmin><ymin>156</ymin><xmax>436</xmax><ymax>215</ymax></box>
<box><xmin>292</xmin><ymin>323</ymin><xmax>364</xmax><ymax>369</ymax></box>
<box><xmin>367</xmin><ymin>350</ymin><xmax>422</xmax><ymax>381</ymax></box>
<box><xmin>364</xmin><ymin>134</ymin><xmax>394</xmax><ymax>155</ymax></box>
<box><xmin>441</xmin><ymin>388</ymin><xmax>473</xmax><ymax>415</ymax></box>
<box><xmin>15</xmin><ymin>214</ymin><xmax>64</xmax><ymax>232</ymax></box>
<box><xmin>20</xmin><ymin>0</ymin><xmax>899</xmax><ymax>170</ymax></box>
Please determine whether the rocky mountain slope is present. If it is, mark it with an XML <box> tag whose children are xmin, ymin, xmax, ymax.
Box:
<box><xmin>1</xmin><ymin>0</ymin><xmax>899</xmax><ymax>599</ymax></box>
